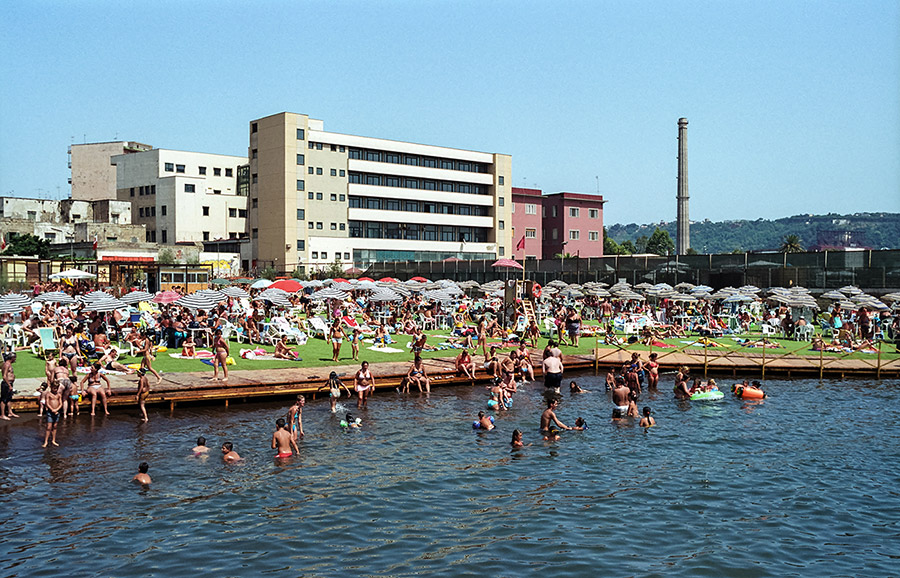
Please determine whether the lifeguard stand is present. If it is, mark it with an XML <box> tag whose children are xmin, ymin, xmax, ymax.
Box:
<box><xmin>502</xmin><ymin>279</ymin><xmax>540</xmax><ymax>330</ymax></box>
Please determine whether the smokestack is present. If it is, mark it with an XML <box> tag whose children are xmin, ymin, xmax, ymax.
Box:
<box><xmin>676</xmin><ymin>117</ymin><xmax>690</xmax><ymax>255</ymax></box>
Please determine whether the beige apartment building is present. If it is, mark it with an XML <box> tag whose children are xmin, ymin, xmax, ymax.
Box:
<box><xmin>111</xmin><ymin>149</ymin><xmax>249</xmax><ymax>245</ymax></box>
<box><xmin>69</xmin><ymin>141</ymin><xmax>152</xmax><ymax>201</ymax></box>
<box><xmin>248</xmin><ymin>112</ymin><xmax>512</xmax><ymax>273</ymax></box>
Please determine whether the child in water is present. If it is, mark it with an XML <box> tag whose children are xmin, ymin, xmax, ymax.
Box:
<box><xmin>639</xmin><ymin>406</ymin><xmax>656</xmax><ymax>428</ymax></box>
<box><xmin>319</xmin><ymin>371</ymin><xmax>352</xmax><ymax>413</ymax></box>
<box><xmin>341</xmin><ymin>412</ymin><xmax>362</xmax><ymax>429</ymax></box>
<box><xmin>574</xmin><ymin>417</ymin><xmax>587</xmax><ymax>429</ymax></box>
<box><xmin>511</xmin><ymin>429</ymin><xmax>529</xmax><ymax>448</ymax></box>
<box><xmin>476</xmin><ymin>411</ymin><xmax>495</xmax><ymax>430</ymax></box>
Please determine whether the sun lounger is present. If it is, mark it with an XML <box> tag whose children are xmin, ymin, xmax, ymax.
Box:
<box><xmin>30</xmin><ymin>327</ymin><xmax>59</xmax><ymax>358</ymax></box>
<box><xmin>305</xmin><ymin>316</ymin><xmax>330</xmax><ymax>339</ymax></box>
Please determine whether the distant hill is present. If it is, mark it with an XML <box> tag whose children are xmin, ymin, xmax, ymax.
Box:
<box><xmin>606</xmin><ymin>213</ymin><xmax>900</xmax><ymax>254</ymax></box>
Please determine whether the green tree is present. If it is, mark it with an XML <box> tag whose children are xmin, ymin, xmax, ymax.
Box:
<box><xmin>621</xmin><ymin>240</ymin><xmax>637</xmax><ymax>254</ymax></box>
<box><xmin>1</xmin><ymin>233</ymin><xmax>50</xmax><ymax>259</ymax></box>
<box><xmin>158</xmin><ymin>248</ymin><xmax>176</xmax><ymax>264</ymax></box>
<box><xmin>645</xmin><ymin>228</ymin><xmax>675</xmax><ymax>256</ymax></box>
<box><xmin>324</xmin><ymin>258</ymin><xmax>344</xmax><ymax>279</ymax></box>
<box><xmin>779</xmin><ymin>234</ymin><xmax>804</xmax><ymax>253</ymax></box>
<box><xmin>554</xmin><ymin>252</ymin><xmax>576</xmax><ymax>259</ymax></box>
<box><xmin>686</xmin><ymin>247</ymin><xmax>699</xmax><ymax>255</ymax></box>
<box><xmin>259</xmin><ymin>266</ymin><xmax>277</xmax><ymax>281</ymax></box>
<box><xmin>603</xmin><ymin>227</ymin><xmax>624</xmax><ymax>255</ymax></box>
<box><xmin>635</xmin><ymin>235</ymin><xmax>649</xmax><ymax>254</ymax></box>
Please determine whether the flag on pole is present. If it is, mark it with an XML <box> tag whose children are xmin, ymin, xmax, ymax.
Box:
<box><xmin>516</xmin><ymin>236</ymin><xmax>526</xmax><ymax>251</ymax></box>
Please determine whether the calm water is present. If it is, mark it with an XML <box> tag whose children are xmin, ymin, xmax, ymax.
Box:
<box><xmin>1</xmin><ymin>373</ymin><xmax>899</xmax><ymax>577</ymax></box>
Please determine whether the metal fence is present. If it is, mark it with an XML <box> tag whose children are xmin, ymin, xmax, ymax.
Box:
<box><xmin>362</xmin><ymin>249</ymin><xmax>900</xmax><ymax>291</ymax></box>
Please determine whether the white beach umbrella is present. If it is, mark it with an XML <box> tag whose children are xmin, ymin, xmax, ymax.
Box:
<box><xmin>35</xmin><ymin>291</ymin><xmax>76</xmax><ymax>305</ymax></box>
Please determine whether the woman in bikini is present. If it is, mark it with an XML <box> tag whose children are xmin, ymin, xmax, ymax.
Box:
<box><xmin>646</xmin><ymin>352</ymin><xmax>660</xmax><ymax>389</ymax></box>
<box><xmin>349</xmin><ymin>328</ymin><xmax>361</xmax><ymax>361</ymax></box>
<box><xmin>354</xmin><ymin>360</ymin><xmax>376</xmax><ymax>409</ymax></box>
<box><xmin>211</xmin><ymin>328</ymin><xmax>230</xmax><ymax>382</ymax></box>
<box><xmin>405</xmin><ymin>356</ymin><xmax>430</xmax><ymax>393</ymax></box>
<box><xmin>60</xmin><ymin>325</ymin><xmax>82</xmax><ymax>379</ymax></box>
<box><xmin>330</xmin><ymin>321</ymin><xmax>345</xmax><ymax>363</ymax></box>
<box><xmin>79</xmin><ymin>362</ymin><xmax>112</xmax><ymax>416</ymax></box>
<box><xmin>181</xmin><ymin>333</ymin><xmax>196</xmax><ymax>358</ymax></box>
<box><xmin>139</xmin><ymin>331</ymin><xmax>162</xmax><ymax>384</ymax></box>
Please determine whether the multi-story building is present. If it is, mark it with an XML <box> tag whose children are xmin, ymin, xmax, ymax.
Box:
<box><xmin>111</xmin><ymin>149</ymin><xmax>249</xmax><ymax>245</ymax></box>
<box><xmin>248</xmin><ymin>112</ymin><xmax>512</xmax><ymax>273</ymax></box>
<box><xmin>511</xmin><ymin>187</ymin><xmax>545</xmax><ymax>260</ymax></box>
<box><xmin>541</xmin><ymin>191</ymin><xmax>606</xmax><ymax>258</ymax></box>
<box><xmin>69</xmin><ymin>141</ymin><xmax>152</xmax><ymax>201</ymax></box>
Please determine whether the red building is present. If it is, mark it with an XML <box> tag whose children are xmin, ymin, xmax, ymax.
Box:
<box><xmin>511</xmin><ymin>188</ymin><xmax>545</xmax><ymax>259</ymax></box>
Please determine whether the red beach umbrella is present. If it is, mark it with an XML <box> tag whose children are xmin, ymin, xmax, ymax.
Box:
<box><xmin>410</xmin><ymin>276</ymin><xmax>429</xmax><ymax>282</ymax></box>
<box><xmin>269</xmin><ymin>279</ymin><xmax>303</xmax><ymax>292</ymax></box>
<box><xmin>358</xmin><ymin>277</ymin><xmax>375</xmax><ymax>282</ymax></box>
<box><xmin>153</xmin><ymin>290</ymin><xmax>181</xmax><ymax>304</ymax></box>
<box><xmin>378</xmin><ymin>277</ymin><xmax>399</xmax><ymax>283</ymax></box>
<box><xmin>491</xmin><ymin>258</ymin><xmax>524</xmax><ymax>270</ymax></box>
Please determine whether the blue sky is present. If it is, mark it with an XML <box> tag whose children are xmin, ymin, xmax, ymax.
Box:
<box><xmin>1</xmin><ymin>0</ymin><xmax>898</xmax><ymax>225</ymax></box>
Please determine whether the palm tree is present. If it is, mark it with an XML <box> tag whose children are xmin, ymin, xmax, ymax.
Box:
<box><xmin>779</xmin><ymin>234</ymin><xmax>804</xmax><ymax>253</ymax></box>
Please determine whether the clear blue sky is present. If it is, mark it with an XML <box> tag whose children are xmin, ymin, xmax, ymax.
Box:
<box><xmin>2</xmin><ymin>0</ymin><xmax>898</xmax><ymax>226</ymax></box>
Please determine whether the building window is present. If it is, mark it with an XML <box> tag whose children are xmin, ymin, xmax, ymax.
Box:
<box><xmin>252</xmin><ymin>228</ymin><xmax>258</xmax><ymax>238</ymax></box>
<box><xmin>252</xmin><ymin>122</ymin><xmax>258</xmax><ymax>133</ymax></box>
<box><xmin>139</xmin><ymin>208</ymin><xmax>144</xmax><ymax>217</ymax></box>
<box><xmin>499</xmin><ymin>246</ymin><xmax>505</xmax><ymax>256</ymax></box>
<box><xmin>308</xmin><ymin>192</ymin><xmax>314</xmax><ymax>200</ymax></box>
<box><xmin>226</xmin><ymin>168</ymin><xmax>233</xmax><ymax>177</ymax></box>
<box><xmin>316</xmin><ymin>192</ymin><xmax>323</xmax><ymax>200</ymax></box>
<box><xmin>203</xmin><ymin>231</ymin><xmax>210</xmax><ymax>241</ymax></box>
<box><xmin>213</xmin><ymin>168</ymin><xmax>221</xmax><ymax>176</ymax></box>
<box><xmin>151</xmin><ymin>184</ymin><xmax>155</xmax><ymax>194</ymax></box>
<box><xmin>552</xmin><ymin>228</ymin><xmax>558</xmax><ymax>240</ymax></box>
<box><xmin>199</xmin><ymin>166</ymin><xmax>207</xmax><ymax>175</ymax></box>
<box><xmin>339</xmin><ymin>146</ymin><xmax>345</xmax><ymax>153</ymax></box>
<box><xmin>339</xmin><ymin>169</ymin><xmax>345</xmax><ymax>177</ymax></box>
<box><xmin>309</xmin><ymin>221</ymin><xmax>314</xmax><ymax>229</ymax></box>
<box><xmin>339</xmin><ymin>223</ymin><xmax>346</xmax><ymax>231</ymax></box>
<box><xmin>252</xmin><ymin>173</ymin><xmax>258</xmax><ymax>184</ymax></box>
<box><xmin>330</xmin><ymin>169</ymin><xmax>337</xmax><ymax>176</ymax></box>
<box><xmin>589</xmin><ymin>208</ymin><xmax>599</xmax><ymax>219</ymax></box>
<box><xmin>202</xmin><ymin>206</ymin><xmax>210</xmax><ymax>216</ymax></box>
<box><xmin>316</xmin><ymin>222</ymin><xmax>323</xmax><ymax>229</ymax></box>
<box><xmin>213</xmin><ymin>189</ymin><xmax>221</xmax><ymax>195</ymax></box>
<box><xmin>161</xmin><ymin>230</ymin><xmax>167</xmax><ymax>243</ymax></box>
<box><xmin>316</xmin><ymin>167</ymin><xmax>323</xmax><ymax>176</ymax></box>
<box><xmin>498</xmin><ymin>176</ymin><xmax>504</xmax><ymax>185</ymax></box>
<box><xmin>251</xmin><ymin>149</ymin><xmax>258</xmax><ymax>159</ymax></box>
<box><xmin>150</xmin><ymin>230</ymin><xmax>156</xmax><ymax>242</ymax></box>
<box><xmin>161</xmin><ymin>205</ymin><xmax>167</xmax><ymax>216</ymax></box>
<box><xmin>165</xmin><ymin>163</ymin><xmax>174</xmax><ymax>172</ymax></box>
<box><xmin>569</xmin><ymin>229</ymin><xmax>580</xmax><ymax>240</ymax></box>
<box><xmin>588</xmin><ymin>230</ymin><xmax>599</xmax><ymax>241</ymax></box>
<box><xmin>330</xmin><ymin>222</ymin><xmax>337</xmax><ymax>230</ymax></box>
<box><xmin>239</xmin><ymin>209</ymin><xmax>247</xmax><ymax>218</ymax></box>
<box><xmin>312</xmin><ymin>251</ymin><xmax>318</xmax><ymax>259</ymax></box>
<box><xmin>309</xmin><ymin>141</ymin><xmax>315</xmax><ymax>149</ymax></box>
<box><xmin>229</xmin><ymin>208</ymin><xmax>237</xmax><ymax>218</ymax></box>
<box><xmin>130</xmin><ymin>187</ymin><xmax>134</xmax><ymax>197</ymax></box>
<box><xmin>176</xmin><ymin>164</ymin><xmax>185</xmax><ymax>173</ymax></box>
<box><xmin>296</xmin><ymin>180</ymin><xmax>305</xmax><ymax>191</ymax></box>
<box><xmin>252</xmin><ymin>198</ymin><xmax>258</xmax><ymax>208</ymax></box>
<box><xmin>150</xmin><ymin>206</ymin><xmax>156</xmax><ymax>216</ymax></box>
<box><xmin>525</xmin><ymin>203</ymin><xmax>537</xmax><ymax>215</ymax></box>
<box><xmin>570</xmin><ymin>207</ymin><xmax>580</xmax><ymax>218</ymax></box>
<box><xmin>552</xmin><ymin>206</ymin><xmax>558</xmax><ymax>217</ymax></box>
<box><xmin>297</xmin><ymin>128</ymin><xmax>305</xmax><ymax>140</ymax></box>
<box><xmin>499</xmin><ymin>197</ymin><xmax>505</xmax><ymax>207</ymax></box>
<box><xmin>297</xmin><ymin>154</ymin><xmax>305</xmax><ymax>165</ymax></box>
<box><xmin>297</xmin><ymin>209</ymin><xmax>305</xmax><ymax>219</ymax></box>
<box><xmin>330</xmin><ymin>194</ymin><xmax>337</xmax><ymax>201</ymax></box>
<box><xmin>339</xmin><ymin>194</ymin><xmax>345</xmax><ymax>202</ymax></box>
<box><xmin>308</xmin><ymin>167</ymin><xmax>315</xmax><ymax>175</ymax></box>
<box><xmin>316</xmin><ymin>143</ymin><xmax>322</xmax><ymax>150</ymax></box>
<box><xmin>298</xmin><ymin>240</ymin><xmax>305</xmax><ymax>251</ymax></box>
<box><xmin>498</xmin><ymin>220</ymin><xmax>505</xmax><ymax>230</ymax></box>
<box><xmin>525</xmin><ymin>228</ymin><xmax>536</xmax><ymax>239</ymax></box>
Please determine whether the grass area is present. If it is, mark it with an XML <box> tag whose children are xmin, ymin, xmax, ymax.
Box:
<box><xmin>9</xmin><ymin>322</ymin><xmax>898</xmax><ymax>380</ymax></box>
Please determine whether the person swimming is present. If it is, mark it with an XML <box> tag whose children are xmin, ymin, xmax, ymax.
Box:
<box><xmin>341</xmin><ymin>412</ymin><xmax>361</xmax><ymax>428</ymax></box>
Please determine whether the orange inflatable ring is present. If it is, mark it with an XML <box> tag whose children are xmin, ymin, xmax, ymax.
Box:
<box><xmin>733</xmin><ymin>385</ymin><xmax>766</xmax><ymax>399</ymax></box>
<box><xmin>533</xmin><ymin>283</ymin><xmax>542</xmax><ymax>299</ymax></box>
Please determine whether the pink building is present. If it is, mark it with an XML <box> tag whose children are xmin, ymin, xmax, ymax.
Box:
<box><xmin>541</xmin><ymin>192</ymin><xmax>606</xmax><ymax>258</ymax></box>
<box><xmin>511</xmin><ymin>187</ymin><xmax>544</xmax><ymax>260</ymax></box>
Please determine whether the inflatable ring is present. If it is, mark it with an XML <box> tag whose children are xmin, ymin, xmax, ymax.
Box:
<box><xmin>155</xmin><ymin>346</ymin><xmax>168</xmax><ymax>353</ymax></box>
<box><xmin>127</xmin><ymin>363</ymin><xmax>141</xmax><ymax>370</ymax></box>
<box><xmin>533</xmin><ymin>283</ymin><xmax>542</xmax><ymax>299</ymax></box>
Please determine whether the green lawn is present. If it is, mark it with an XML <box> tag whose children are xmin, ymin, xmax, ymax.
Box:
<box><xmin>9</xmin><ymin>322</ymin><xmax>898</xmax><ymax>380</ymax></box>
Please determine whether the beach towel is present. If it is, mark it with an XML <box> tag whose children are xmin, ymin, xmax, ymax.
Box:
<box><xmin>76</xmin><ymin>366</ymin><xmax>128</xmax><ymax>376</ymax></box>
<box><xmin>169</xmin><ymin>351</ymin><xmax>215</xmax><ymax>359</ymax></box>
<box><xmin>367</xmin><ymin>345</ymin><xmax>404</xmax><ymax>353</ymax></box>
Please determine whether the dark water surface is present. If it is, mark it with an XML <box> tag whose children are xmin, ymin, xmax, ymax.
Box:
<box><xmin>1</xmin><ymin>374</ymin><xmax>899</xmax><ymax>577</ymax></box>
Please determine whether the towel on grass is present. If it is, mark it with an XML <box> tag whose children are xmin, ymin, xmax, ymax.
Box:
<box><xmin>367</xmin><ymin>345</ymin><xmax>404</xmax><ymax>353</ymax></box>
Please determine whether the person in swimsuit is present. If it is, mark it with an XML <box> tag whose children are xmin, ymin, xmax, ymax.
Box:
<box><xmin>1</xmin><ymin>352</ymin><xmax>20</xmax><ymax>420</ymax></box>
<box><xmin>221</xmin><ymin>442</ymin><xmax>241</xmax><ymax>462</ymax></box>
<box><xmin>318</xmin><ymin>372</ymin><xmax>351</xmax><ymax>413</ymax></box>
<box><xmin>79</xmin><ymin>362</ymin><xmax>112</xmax><ymax>416</ymax></box>
<box><xmin>60</xmin><ymin>326</ymin><xmax>82</xmax><ymax>378</ymax></box>
<box><xmin>612</xmin><ymin>376</ymin><xmax>631</xmax><ymax>413</ymax></box>
<box><xmin>540</xmin><ymin>393</ymin><xmax>573</xmax><ymax>432</ymax></box>
<box><xmin>272</xmin><ymin>417</ymin><xmax>299</xmax><ymax>458</ymax></box>
<box><xmin>139</xmin><ymin>331</ymin><xmax>162</xmax><ymax>385</ymax></box>
<box><xmin>99</xmin><ymin>348</ymin><xmax>132</xmax><ymax>374</ymax></box>
<box><xmin>569</xmin><ymin>380</ymin><xmax>589</xmax><ymax>394</ymax></box>
<box><xmin>354</xmin><ymin>361</ymin><xmax>375</xmax><ymax>409</ymax></box>
<box><xmin>455</xmin><ymin>348</ymin><xmax>476</xmax><ymax>379</ymax></box>
<box><xmin>192</xmin><ymin>436</ymin><xmax>210</xmax><ymax>456</ymax></box>
<box><xmin>476</xmin><ymin>317</ymin><xmax>489</xmax><ymax>358</ymax></box>
<box><xmin>476</xmin><ymin>411</ymin><xmax>495</xmax><ymax>431</ymax></box>
<box><xmin>330</xmin><ymin>322</ymin><xmax>345</xmax><ymax>362</ymax></box>
<box><xmin>287</xmin><ymin>395</ymin><xmax>305</xmax><ymax>438</ymax></box>
<box><xmin>542</xmin><ymin>350</ymin><xmax>564</xmax><ymax>393</ymax></box>
<box><xmin>405</xmin><ymin>356</ymin><xmax>430</xmax><ymax>393</ymax></box>
<box><xmin>132</xmin><ymin>462</ymin><xmax>152</xmax><ymax>485</ymax></box>
<box><xmin>646</xmin><ymin>352</ymin><xmax>660</xmax><ymax>389</ymax></box>
<box><xmin>181</xmin><ymin>334</ymin><xmax>196</xmax><ymax>358</ymax></box>
<box><xmin>135</xmin><ymin>368</ymin><xmax>150</xmax><ymax>423</ymax></box>
<box><xmin>42</xmin><ymin>381</ymin><xmax>63</xmax><ymax>447</ymax></box>
<box><xmin>210</xmin><ymin>328</ymin><xmax>229</xmax><ymax>382</ymax></box>
<box><xmin>515</xmin><ymin>343</ymin><xmax>535</xmax><ymax>382</ymax></box>
<box><xmin>565</xmin><ymin>308</ymin><xmax>582</xmax><ymax>347</ymax></box>
<box><xmin>511</xmin><ymin>429</ymin><xmax>529</xmax><ymax>448</ymax></box>
<box><xmin>274</xmin><ymin>336</ymin><xmax>298</xmax><ymax>360</ymax></box>
<box><xmin>639</xmin><ymin>406</ymin><xmax>656</xmax><ymax>428</ymax></box>
<box><xmin>349</xmin><ymin>328</ymin><xmax>361</xmax><ymax>361</ymax></box>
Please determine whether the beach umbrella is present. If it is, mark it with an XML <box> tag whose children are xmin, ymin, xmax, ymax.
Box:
<box><xmin>120</xmin><ymin>291</ymin><xmax>154</xmax><ymax>305</ymax></box>
<box><xmin>378</xmin><ymin>277</ymin><xmax>400</xmax><ymax>283</ymax></box>
<box><xmin>674</xmin><ymin>282</ymin><xmax>695</xmax><ymax>291</ymax></box>
<box><xmin>331</xmin><ymin>281</ymin><xmax>355</xmax><ymax>291</ymax></box>
<box><xmin>409</xmin><ymin>276</ymin><xmax>430</xmax><ymax>283</ymax></box>
<box><xmin>310</xmin><ymin>289</ymin><xmax>349</xmax><ymax>301</ymax></box>
<box><xmin>723</xmin><ymin>293</ymin><xmax>755</xmax><ymax>304</ymax></box>
<box><xmin>835</xmin><ymin>299</ymin><xmax>858</xmax><ymax>310</ymax></box>
<box><xmin>821</xmin><ymin>291</ymin><xmax>846</xmax><ymax>300</ymax></box>
<box><xmin>211</xmin><ymin>278</ymin><xmax>232</xmax><ymax>286</ymax></box>
<box><xmin>258</xmin><ymin>290</ymin><xmax>292</xmax><ymax>307</ymax></box>
<box><xmin>0</xmin><ymin>293</ymin><xmax>33</xmax><ymax>307</ymax></box>
<box><xmin>491</xmin><ymin>258</ymin><xmax>524</xmax><ymax>270</ymax></box>
<box><xmin>80</xmin><ymin>290</ymin><xmax>114</xmax><ymax>302</ymax></box>
<box><xmin>221</xmin><ymin>286</ymin><xmax>251</xmax><ymax>299</ymax></box>
<box><xmin>882</xmin><ymin>292</ymin><xmax>900</xmax><ymax>302</ymax></box>
<box><xmin>84</xmin><ymin>297</ymin><xmax>127</xmax><ymax>312</ymax></box>
<box><xmin>35</xmin><ymin>291</ymin><xmax>76</xmax><ymax>305</ymax></box>
<box><xmin>355</xmin><ymin>280</ymin><xmax>377</xmax><ymax>290</ymax></box>
<box><xmin>839</xmin><ymin>285</ymin><xmax>862</xmax><ymax>295</ymax></box>
<box><xmin>738</xmin><ymin>285</ymin><xmax>760</xmax><ymax>293</ymax></box>
<box><xmin>270</xmin><ymin>279</ymin><xmax>302</xmax><ymax>292</ymax></box>
<box><xmin>175</xmin><ymin>293</ymin><xmax>222</xmax><ymax>311</ymax></box>
<box><xmin>233</xmin><ymin>278</ymin><xmax>253</xmax><ymax>284</ymax></box>
<box><xmin>547</xmin><ymin>280</ymin><xmax>569</xmax><ymax>288</ymax></box>
<box><xmin>358</xmin><ymin>277</ymin><xmax>375</xmax><ymax>283</ymax></box>
<box><xmin>48</xmin><ymin>268</ymin><xmax>96</xmax><ymax>280</ymax></box>
<box><xmin>634</xmin><ymin>282</ymin><xmax>653</xmax><ymax>290</ymax></box>
<box><xmin>250</xmin><ymin>279</ymin><xmax>273</xmax><ymax>289</ymax></box>
<box><xmin>153</xmin><ymin>290</ymin><xmax>181</xmax><ymax>304</ymax></box>
<box><xmin>370</xmin><ymin>289</ymin><xmax>402</xmax><ymax>302</ymax></box>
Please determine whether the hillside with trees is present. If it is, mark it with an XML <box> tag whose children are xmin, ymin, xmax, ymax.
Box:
<box><xmin>606</xmin><ymin>213</ymin><xmax>900</xmax><ymax>254</ymax></box>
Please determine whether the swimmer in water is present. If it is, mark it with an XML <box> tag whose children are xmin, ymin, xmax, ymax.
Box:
<box><xmin>221</xmin><ymin>442</ymin><xmax>241</xmax><ymax>462</ymax></box>
<box><xmin>132</xmin><ymin>462</ymin><xmax>152</xmax><ymax>485</ymax></box>
<box><xmin>287</xmin><ymin>395</ymin><xmax>305</xmax><ymax>439</ymax></box>
<box><xmin>540</xmin><ymin>393</ymin><xmax>572</xmax><ymax>432</ymax></box>
<box><xmin>272</xmin><ymin>417</ymin><xmax>299</xmax><ymax>458</ymax></box>
<box><xmin>477</xmin><ymin>411</ymin><xmax>495</xmax><ymax>431</ymax></box>
<box><xmin>511</xmin><ymin>429</ymin><xmax>530</xmax><ymax>448</ymax></box>
<box><xmin>192</xmin><ymin>436</ymin><xmax>209</xmax><ymax>456</ymax></box>
<box><xmin>543</xmin><ymin>427</ymin><xmax>561</xmax><ymax>442</ymax></box>
<box><xmin>639</xmin><ymin>406</ymin><xmax>656</xmax><ymax>428</ymax></box>
<box><xmin>569</xmin><ymin>380</ymin><xmax>589</xmax><ymax>394</ymax></box>
<box><xmin>342</xmin><ymin>412</ymin><xmax>361</xmax><ymax>428</ymax></box>
<box><xmin>574</xmin><ymin>417</ymin><xmax>587</xmax><ymax>430</ymax></box>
